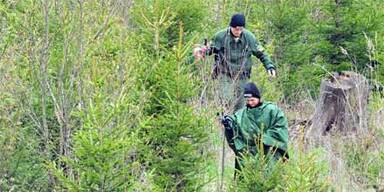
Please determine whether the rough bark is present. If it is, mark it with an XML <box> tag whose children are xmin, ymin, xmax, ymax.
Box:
<box><xmin>308</xmin><ymin>71</ymin><xmax>369</xmax><ymax>137</ymax></box>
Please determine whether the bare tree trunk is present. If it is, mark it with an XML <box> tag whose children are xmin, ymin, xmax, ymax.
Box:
<box><xmin>214</xmin><ymin>0</ymin><xmax>222</xmax><ymax>24</ymax></box>
<box><xmin>59</xmin><ymin>115</ymin><xmax>71</xmax><ymax>176</ymax></box>
<box><xmin>76</xmin><ymin>0</ymin><xmax>85</xmax><ymax>118</ymax></box>
<box><xmin>41</xmin><ymin>0</ymin><xmax>55</xmax><ymax>188</ymax></box>
<box><xmin>334</xmin><ymin>0</ymin><xmax>342</xmax><ymax>28</ymax></box>
<box><xmin>120</xmin><ymin>0</ymin><xmax>133</xmax><ymax>27</ymax></box>
<box><xmin>51</xmin><ymin>0</ymin><xmax>86</xmax><ymax>179</ymax></box>
<box><xmin>307</xmin><ymin>71</ymin><xmax>369</xmax><ymax>138</ymax></box>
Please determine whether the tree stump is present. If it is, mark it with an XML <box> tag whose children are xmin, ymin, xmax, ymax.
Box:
<box><xmin>308</xmin><ymin>71</ymin><xmax>370</xmax><ymax>137</ymax></box>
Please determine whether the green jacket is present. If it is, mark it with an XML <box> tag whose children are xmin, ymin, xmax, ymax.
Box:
<box><xmin>211</xmin><ymin>28</ymin><xmax>275</xmax><ymax>78</ymax></box>
<box><xmin>225</xmin><ymin>102</ymin><xmax>288</xmax><ymax>157</ymax></box>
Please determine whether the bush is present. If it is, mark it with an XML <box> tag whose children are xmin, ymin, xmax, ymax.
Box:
<box><xmin>228</xmin><ymin>148</ymin><xmax>332</xmax><ymax>191</ymax></box>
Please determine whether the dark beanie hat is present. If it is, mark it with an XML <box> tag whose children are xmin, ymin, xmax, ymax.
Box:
<box><xmin>244</xmin><ymin>82</ymin><xmax>260</xmax><ymax>98</ymax></box>
<box><xmin>229</xmin><ymin>13</ymin><xmax>245</xmax><ymax>27</ymax></box>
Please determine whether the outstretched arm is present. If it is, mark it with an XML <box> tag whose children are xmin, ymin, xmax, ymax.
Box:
<box><xmin>250</xmin><ymin>35</ymin><xmax>276</xmax><ymax>77</ymax></box>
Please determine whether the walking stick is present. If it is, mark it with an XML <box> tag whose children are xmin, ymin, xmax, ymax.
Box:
<box><xmin>219</xmin><ymin>112</ymin><xmax>226</xmax><ymax>191</ymax></box>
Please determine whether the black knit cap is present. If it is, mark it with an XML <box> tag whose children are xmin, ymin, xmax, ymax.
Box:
<box><xmin>229</xmin><ymin>13</ymin><xmax>245</xmax><ymax>28</ymax></box>
<box><xmin>243</xmin><ymin>82</ymin><xmax>260</xmax><ymax>98</ymax></box>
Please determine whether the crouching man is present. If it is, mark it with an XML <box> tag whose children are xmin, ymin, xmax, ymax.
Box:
<box><xmin>221</xmin><ymin>82</ymin><xmax>289</xmax><ymax>178</ymax></box>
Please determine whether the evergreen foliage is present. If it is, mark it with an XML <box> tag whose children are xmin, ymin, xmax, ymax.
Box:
<box><xmin>0</xmin><ymin>0</ymin><xmax>383</xmax><ymax>191</ymax></box>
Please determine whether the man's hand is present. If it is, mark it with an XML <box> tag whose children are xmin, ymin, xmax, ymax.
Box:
<box><xmin>193</xmin><ymin>45</ymin><xmax>208</xmax><ymax>62</ymax></box>
<box><xmin>267</xmin><ymin>68</ymin><xmax>276</xmax><ymax>78</ymax></box>
<box><xmin>221</xmin><ymin>116</ymin><xmax>232</xmax><ymax>129</ymax></box>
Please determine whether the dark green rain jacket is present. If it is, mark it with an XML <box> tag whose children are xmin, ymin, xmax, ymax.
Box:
<box><xmin>210</xmin><ymin>28</ymin><xmax>275</xmax><ymax>79</ymax></box>
<box><xmin>226</xmin><ymin>102</ymin><xmax>288</xmax><ymax>158</ymax></box>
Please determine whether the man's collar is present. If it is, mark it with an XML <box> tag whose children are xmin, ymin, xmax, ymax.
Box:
<box><xmin>229</xmin><ymin>29</ymin><xmax>243</xmax><ymax>39</ymax></box>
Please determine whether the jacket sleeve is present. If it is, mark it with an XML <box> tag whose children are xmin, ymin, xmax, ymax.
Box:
<box><xmin>262</xmin><ymin>107</ymin><xmax>289</xmax><ymax>155</ymax></box>
<box><xmin>225</xmin><ymin>112</ymin><xmax>249</xmax><ymax>153</ymax></box>
<box><xmin>208</xmin><ymin>31</ymin><xmax>223</xmax><ymax>55</ymax></box>
<box><xmin>224</xmin><ymin>115</ymin><xmax>237</xmax><ymax>152</ymax></box>
<box><xmin>249</xmin><ymin>33</ymin><xmax>275</xmax><ymax>70</ymax></box>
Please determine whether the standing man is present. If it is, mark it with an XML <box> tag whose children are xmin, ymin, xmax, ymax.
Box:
<box><xmin>221</xmin><ymin>82</ymin><xmax>288</xmax><ymax>177</ymax></box>
<box><xmin>193</xmin><ymin>13</ymin><xmax>276</xmax><ymax>112</ymax></box>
